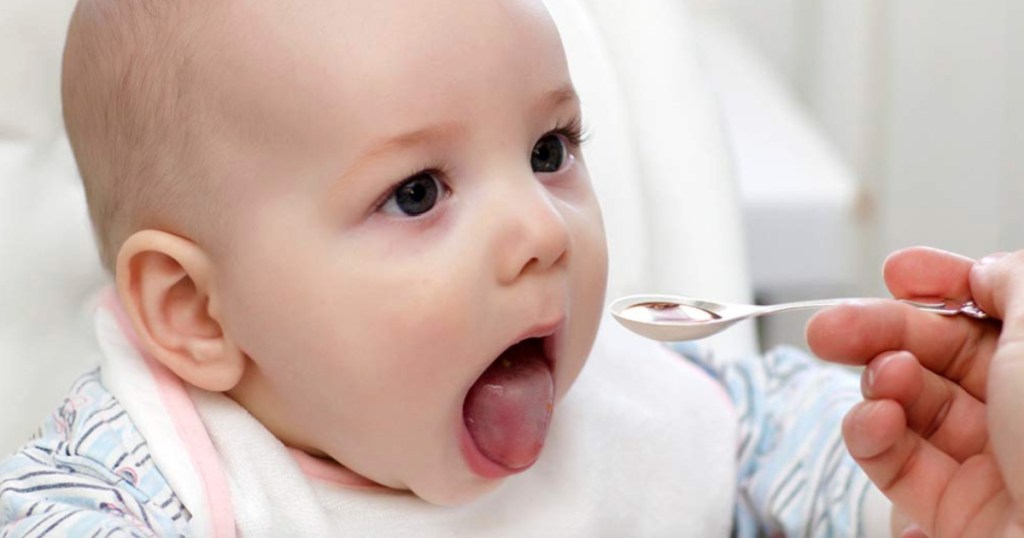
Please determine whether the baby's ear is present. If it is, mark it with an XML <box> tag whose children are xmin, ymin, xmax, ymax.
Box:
<box><xmin>115</xmin><ymin>230</ymin><xmax>245</xmax><ymax>392</ymax></box>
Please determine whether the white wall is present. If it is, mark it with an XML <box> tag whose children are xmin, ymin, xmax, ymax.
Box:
<box><xmin>882</xmin><ymin>0</ymin><xmax>1009</xmax><ymax>259</ymax></box>
<box><xmin>1003</xmin><ymin>0</ymin><xmax>1024</xmax><ymax>247</ymax></box>
<box><xmin>714</xmin><ymin>0</ymin><xmax>1023</xmax><ymax>294</ymax></box>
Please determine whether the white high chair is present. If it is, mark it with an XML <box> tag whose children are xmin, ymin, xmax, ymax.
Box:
<box><xmin>0</xmin><ymin>0</ymin><xmax>756</xmax><ymax>455</ymax></box>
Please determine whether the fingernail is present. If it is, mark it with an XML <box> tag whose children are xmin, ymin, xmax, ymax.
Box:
<box><xmin>872</xmin><ymin>352</ymin><xmax>898</xmax><ymax>378</ymax></box>
<box><xmin>863</xmin><ymin>352</ymin><xmax>900</xmax><ymax>396</ymax></box>
<box><xmin>980</xmin><ymin>252</ymin><xmax>1009</xmax><ymax>265</ymax></box>
<box><xmin>900</xmin><ymin>524</ymin><xmax>928</xmax><ymax>538</ymax></box>
<box><xmin>852</xmin><ymin>400</ymin><xmax>881</xmax><ymax>423</ymax></box>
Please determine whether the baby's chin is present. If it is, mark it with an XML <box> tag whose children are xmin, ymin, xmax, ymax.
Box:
<box><xmin>403</xmin><ymin>405</ymin><xmax>555</xmax><ymax>505</ymax></box>
<box><xmin>296</xmin><ymin>421</ymin><xmax>519</xmax><ymax>506</ymax></box>
<box><xmin>406</xmin><ymin>421</ymin><xmax>530</xmax><ymax>506</ymax></box>
<box><xmin>410</xmin><ymin>471</ymin><xmax>507</xmax><ymax>507</ymax></box>
<box><xmin>293</xmin><ymin>444</ymin><xmax>504</xmax><ymax>506</ymax></box>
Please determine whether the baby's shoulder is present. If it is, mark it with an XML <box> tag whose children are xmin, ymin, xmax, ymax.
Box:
<box><xmin>26</xmin><ymin>370</ymin><xmax>147</xmax><ymax>470</ymax></box>
<box><xmin>0</xmin><ymin>370</ymin><xmax>189</xmax><ymax>534</ymax></box>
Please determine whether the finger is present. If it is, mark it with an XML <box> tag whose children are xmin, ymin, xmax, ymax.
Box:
<box><xmin>957</xmin><ymin>486</ymin><xmax>1015</xmax><ymax>538</ymax></box>
<box><xmin>808</xmin><ymin>300</ymin><xmax>964</xmax><ymax>365</ymax></box>
<box><xmin>843</xmin><ymin>399</ymin><xmax>960</xmax><ymax>534</ymax></box>
<box><xmin>883</xmin><ymin>246</ymin><xmax>975</xmax><ymax>300</ymax></box>
<box><xmin>864</xmin><ymin>351</ymin><xmax>988</xmax><ymax>461</ymax></box>
<box><xmin>971</xmin><ymin>252</ymin><xmax>1024</xmax><ymax>500</ymax></box>
<box><xmin>807</xmin><ymin>300</ymin><xmax>997</xmax><ymax>399</ymax></box>
<box><xmin>989</xmin><ymin>349</ymin><xmax>1024</xmax><ymax>513</ymax></box>
<box><xmin>937</xmin><ymin>456</ymin><xmax>1011</xmax><ymax>538</ymax></box>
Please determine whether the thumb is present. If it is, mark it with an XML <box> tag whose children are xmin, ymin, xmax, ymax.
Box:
<box><xmin>971</xmin><ymin>251</ymin><xmax>1024</xmax><ymax>503</ymax></box>
<box><xmin>969</xmin><ymin>251</ymin><xmax>1024</xmax><ymax>327</ymax></box>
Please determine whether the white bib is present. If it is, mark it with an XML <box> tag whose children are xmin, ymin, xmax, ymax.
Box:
<box><xmin>100</xmin><ymin>302</ymin><xmax>739</xmax><ymax>537</ymax></box>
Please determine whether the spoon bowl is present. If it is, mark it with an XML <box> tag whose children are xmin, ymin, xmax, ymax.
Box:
<box><xmin>609</xmin><ymin>295</ymin><xmax>756</xmax><ymax>341</ymax></box>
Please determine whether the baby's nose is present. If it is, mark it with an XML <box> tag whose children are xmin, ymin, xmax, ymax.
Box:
<box><xmin>492</xmin><ymin>184</ymin><xmax>571</xmax><ymax>285</ymax></box>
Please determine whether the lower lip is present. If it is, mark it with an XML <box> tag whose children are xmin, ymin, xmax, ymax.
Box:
<box><xmin>459</xmin><ymin>423</ymin><xmax>517</xmax><ymax>480</ymax></box>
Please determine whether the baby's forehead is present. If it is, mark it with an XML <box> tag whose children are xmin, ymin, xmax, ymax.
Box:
<box><xmin>193</xmin><ymin>0</ymin><xmax>571</xmax><ymax>153</ymax></box>
<box><xmin>75</xmin><ymin>0</ymin><xmax>572</xmax><ymax>175</ymax></box>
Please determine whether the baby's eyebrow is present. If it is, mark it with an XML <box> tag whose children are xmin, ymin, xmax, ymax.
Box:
<box><xmin>357</xmin><ymin>84</ymin><xmax>577</xmax><ymax>161</ymax></box>
<box><xmin>363</xmin><ymin>84</ymin><xmax>577</xmax><ymax>158</ymax></box>
<box><xmin>360</xmin><ymin>121</ymin><xmax>467</xmax><ymax>163</ymax></box>
<box><xmin>534</xmin><ymin>84</ymin><xmax>579</xmax><ymax>115</ymax></box>
<box><xmin>336</xmin><ymin>84</ymin><xmax>580</xmax><ymax>189</ymax></box>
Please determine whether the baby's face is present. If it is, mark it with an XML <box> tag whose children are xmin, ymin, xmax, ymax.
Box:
<box><xmin>200</xmin><ymin>0</ymin><xmax>606</xmax><ymax>504</ymax></box>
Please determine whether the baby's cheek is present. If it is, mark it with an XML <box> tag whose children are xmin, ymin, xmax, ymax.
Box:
<box><xmin>380</xmin><ymin>285</ymin><xmax>472</xmax><ymax>336</ymax></box>
<box><xmin>557</xmin><ymin>223</ymin><xmax>606</xmax><ymax>398</ymax></box>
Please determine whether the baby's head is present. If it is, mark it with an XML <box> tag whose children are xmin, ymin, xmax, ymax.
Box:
<box><xmin>63</xmin><ymin>0</ymin><xmax>608</xmax><ymax>504</ymax></box>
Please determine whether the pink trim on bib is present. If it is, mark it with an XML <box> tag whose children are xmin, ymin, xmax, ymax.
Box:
<box><xmin>288</xmin><ymin>448</ymin><xmax>386</xmax><ymax>489</ymax></box>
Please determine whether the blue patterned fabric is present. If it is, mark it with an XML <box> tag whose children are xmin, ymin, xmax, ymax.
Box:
<box><xmin>672</xmin><ymin>344</ymin><xmax>873</xmax><ymax>538</ymax></box>
<box><xmin>0</xmin><ymin>370</ymin><xmax>190</xmax><ymax>537</ymax></box>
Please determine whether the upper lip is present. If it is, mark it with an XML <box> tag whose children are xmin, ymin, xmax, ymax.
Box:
<box><xmin>514</xmin><ymin>317</ymin><xmax>564</xmax><ymax>344</ymax></box>
<box><xmin>507</xmin><ymin>315</ymin><xmax>565</xmax><ymax>367</ymax></box>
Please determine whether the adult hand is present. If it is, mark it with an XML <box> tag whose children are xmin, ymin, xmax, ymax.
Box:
<box><xmin>806</xmin><ymin>247</ymin><xmax>1024</xmax><ymax>537</ymax></box>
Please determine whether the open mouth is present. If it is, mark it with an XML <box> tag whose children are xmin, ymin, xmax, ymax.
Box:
<box><xmin>462</xmin><ymin>326</ymin><xmax>560</xmax><ymax>477</ymax></box>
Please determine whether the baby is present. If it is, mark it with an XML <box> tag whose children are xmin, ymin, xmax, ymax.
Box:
<box><xmin>8</xmin><ymin>0</ymin><xmax>1014</xmax><ymax>536</ymax></box>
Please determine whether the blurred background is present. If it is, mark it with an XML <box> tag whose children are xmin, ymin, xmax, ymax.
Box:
<box><xmin>688</xmin><ymin>0</ymin><xmax>1024</xmax><ymax>349</ymax></box>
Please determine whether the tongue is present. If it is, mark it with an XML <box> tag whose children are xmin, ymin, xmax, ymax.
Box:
<box><xmin>464</xmin><ymin>339</ymin><xmax>554</xmax><ymax>471</ymax></box>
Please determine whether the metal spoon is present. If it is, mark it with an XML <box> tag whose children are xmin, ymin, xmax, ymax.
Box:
<box><xmin>609</xmin><ymin>294</ymin><xmax>989</xmax><ymax>342</ymax></box>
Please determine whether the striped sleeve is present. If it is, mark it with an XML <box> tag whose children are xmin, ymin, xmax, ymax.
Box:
<box><xmin>671</xmin><ymin>344</ymin><xmax>884</xmax><ymax>538</ymax></box>
<box><xmin>1</xmin><ymin>371</ymin><xmax>189</xmax><ymax>537</ymax></box>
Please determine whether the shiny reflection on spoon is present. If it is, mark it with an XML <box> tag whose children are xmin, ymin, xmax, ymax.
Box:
<box><xmin>618</xmin><ymin>302</ymin><xmax>721</xmax><ymax>324</ymax></box>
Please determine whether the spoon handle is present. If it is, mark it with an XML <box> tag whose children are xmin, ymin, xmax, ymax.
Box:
<box><xmin>757</xmin><ymin>298</ymin><xmax>990</xmax><ymax>319</ymax></box>
<box><xmin>756</xmin><ymin>298</ymin><xmax>866</xmax><ymax>315</ymax></box>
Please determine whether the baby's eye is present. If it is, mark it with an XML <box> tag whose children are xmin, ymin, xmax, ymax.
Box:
<box><xmin>531</xmin><ymin>133</ymin><xmax>568</xmax><ymax>174</ymax></box>
<box><xmin>380</xmin><ymin>172</ymin><xmax>444</xmax><ymax>217</ymax></box>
